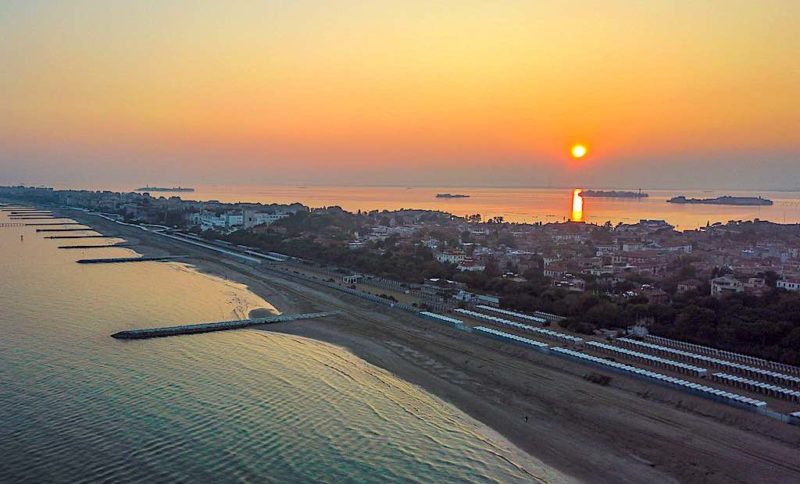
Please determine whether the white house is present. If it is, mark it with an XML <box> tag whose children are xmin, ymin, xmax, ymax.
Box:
<box><xmin>243</xmin><ymin>211</ymin><xmax>290</xmax><ymax>229</ymax></box>
<box><xmin>188</xmin><ymin>211</ymin><xmax>244</xmax><ymax>231</ymax></box>
<box><xmin>435</xmin><ymin>250</ymin><xmax>466</xmax><ymax>264</ymax></box>
<box><xmin>777</xmin><ymin>278</ymin><xmax>800</xmax><ymax>292</ymax></box>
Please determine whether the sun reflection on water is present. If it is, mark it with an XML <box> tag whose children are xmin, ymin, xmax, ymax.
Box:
<box><xmin>571</xmin><ymin>188</ymin><xmax>584</xmax><ymax>222</ymax></box>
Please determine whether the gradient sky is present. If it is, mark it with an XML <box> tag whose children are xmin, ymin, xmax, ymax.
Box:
<box><xmin>1</xmin><ymin>1</ymin><xmax>798</xmax><ymax>189</ymax></box>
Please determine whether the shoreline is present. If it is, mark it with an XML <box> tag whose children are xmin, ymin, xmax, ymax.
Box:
<box><xmin>60</xmin><ymin>212</ymin><xmax>569</xmax><ymax>481</ymax></box>
<box><xmin>62</xmin><ymin>209</ymin><xmax>800</xmax><ymax>483</ymax></box>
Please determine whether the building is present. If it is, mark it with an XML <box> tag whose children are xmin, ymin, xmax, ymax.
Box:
<box><xmin>641</xmin><ymin>286</ymin><xmax>669</xmax><ymax>304</ymax></box>
<box><xmin>677</xmin><ymin>279</ymin><xmax>703</xmax><ymax>294</ymax></box>
<box><xmin>777</xmin><ymin>278</ymin><xmax>800</xmax><ymax>292</ymax></box>
<box><xmin>188</xmin><ymin>211</ymin><xmax>244</xmax><ymax>231</ymax></box>
<box><xmin>421</xmin><ymin>238</ymin><xmax>439</xmax><ymax>249</ymax></box>
<box><xmin>435</xmin><ymin>250</ymin><xmax>466</xmax><ymax>264</ymax></box>
<box><xmin>347</xmin><ymin>240</ymin><xmax>367</xmax><ymax>250</ymax></box>
<box><xmin>421</xmin><ymin>278</ymin><xmax>465</xmax><ymax>300</ymax></box>
<box><xmin>342</xmin><ymin>274</ymin><xmax>364</xmax><ymax>284</ymax></box>
<box><xmin>544</xmin><ymin>262</ymin><xmax>569</xmax><ymax>278</ymax></box>
<box><xmin>243</xmin><ymin>210</ymin><xmax>291</xmax><ymax>229</ymax></box>
<box><xmin>552</xmin><ymin>276</ymin><xmax>586</xmax><ymax>292</ymax></box>
<box><xmin>453</xmin><ymin>290</ymin><xmax>500</xmax><ymax>307</ymax></box>
<box><xmin>457</xmin><ymin>258</ymin><xmax>485</xmax><ymax>272</ymax></box>
<box><xmin>595</xmin><ymin>244</ymin><xmax>617</xmax><ymax>256</ymax></box>
<box><xmin>710</xmin><ymin>276</ymin><xmax>744</xmax><ymax>297</ymax></box>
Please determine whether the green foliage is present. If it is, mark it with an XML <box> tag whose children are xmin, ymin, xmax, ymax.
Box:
<box><xmin>650</xmin><ymin>291</ymin><xmax>800</xmax><ymax>365</ymax></box>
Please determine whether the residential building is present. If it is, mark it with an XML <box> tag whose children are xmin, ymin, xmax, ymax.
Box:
<box><xmin>777</xmin><ymin>278</ymin><xmax>800</xmax><ymax>292</ymax></box>
<box><xmin>711</xmin><ymin>276</ymin><xmax>744</xmax><ymax>297</ymax></box>
<box><xmin>435</xmin><ymin>250</ymin><xmax>466</xmax><ymax>264</ymax></box>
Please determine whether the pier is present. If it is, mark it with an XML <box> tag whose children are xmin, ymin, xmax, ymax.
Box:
<box><xmin>59</xmin><ymin>244</ymin><xmax>131</xmax><ymax>249</ymax></box>
<box><xmin>0</xmin><ymin>222</ymin><xmax>25</xmax><ymax>228</ymax></box>
<box><xmin>11</xmin><ymin>217</ymin><xmax>60</xmax><ymax>220</ymax></box>
<box><xmin>77</xmin><ymin>256</ymin><xmax>188</xmax><ymax>264</ymax></box>
<box><xmin>26</xmin><ymin>222</ymin><xmax>82</xmax><ymax>226</ymax></box>
<box><xmin>45</xmin><ymin>235</ymin><xmax>115</xmax><ymax>239</ymax></box>
<box><xmin>111</xmin><ymin>311</ymin><xmax>338</xmax><ymax>339</ymax></box>
<box><xmin>36</xmin><ymin>228</ymin><xmax>92</xmax><ymax>232</ymax></box>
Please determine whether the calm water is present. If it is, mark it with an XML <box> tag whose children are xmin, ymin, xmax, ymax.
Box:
<box><xmin>87</xmin><ymin>184</ymin><xmax>800</xmax><ymax>229</ymax></box>
<box><xmin>0</xmin><ymin>212</ymin><xmax>555</xmax><ymax>482</ymax></box>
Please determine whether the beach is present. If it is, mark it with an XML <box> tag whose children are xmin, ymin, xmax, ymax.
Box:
<box><xmin>71</xmin><ymin>210</ymin><xmax>800</xmax><ymax>483</ymax></box>
<box><xmin>0</xmin><ymin>209</ymin><xmax>557</xmax><ymax>483</ymax></box>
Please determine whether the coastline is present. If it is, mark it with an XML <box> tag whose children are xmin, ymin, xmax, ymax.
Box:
<box><xmin>54</xmin><ymin>212</ymin><xmax>569</xmax><ymax>480</ymax></box>
<box><xmin>62</xmin><ymin>209</ymin><xmax>800</xmax><ymax>483</ymax></box>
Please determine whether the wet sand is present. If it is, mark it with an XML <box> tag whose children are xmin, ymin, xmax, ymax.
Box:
<box><xmin>65</xmin><ymin>210</ymin><xmax>800</xmax><ymax>483</ymax></box>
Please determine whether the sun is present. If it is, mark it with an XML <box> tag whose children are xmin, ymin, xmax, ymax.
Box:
<box><xmin>571</xmin><ymin>144</ymin><xmax>588</xmax><ymax>159</ymax></box>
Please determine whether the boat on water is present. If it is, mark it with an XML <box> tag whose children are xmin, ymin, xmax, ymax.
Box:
<box><xmin>135</xmin><ymin>186</ymin><xmax>195</xmax><ymax>193</ymax></box>
<box><xmin>436</xmin><ymin>193</ymin><xmax>469</xmax><ymax>198</ymax></box>
<box><xmin>667</xmin><ymin>195</ymin><xmax>773</xmax><ymax>206</ymax></box>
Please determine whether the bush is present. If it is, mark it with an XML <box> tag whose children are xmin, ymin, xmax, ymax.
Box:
<box><xmin>583</xmin><ymin>372</ymin><xmax>612</xmax><ymax>386</ymax></box>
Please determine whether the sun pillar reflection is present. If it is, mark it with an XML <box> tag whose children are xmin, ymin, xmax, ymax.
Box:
<box><xmin>571</xmin><ymin>188</ymin><xmax>584</xmax><ymax>222</ymax></box>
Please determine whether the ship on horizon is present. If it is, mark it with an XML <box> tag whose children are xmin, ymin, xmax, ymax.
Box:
<box><xmin>134</xmin><ymin>186</ymin><xmax>195</xmax><ymax>193</ymax></box>
<box><xmin>436</xmin><ymin>193</ymin><xmax>469</xmax><ymax>198</ymax></box>
<box><xmin>582</xmin><ymin>189</ymin><xmax>648</xmax><ymax>198</ymax></box>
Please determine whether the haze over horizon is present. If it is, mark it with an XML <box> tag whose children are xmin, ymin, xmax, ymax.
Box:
<box><xmin>2</xmin><ymin>1</ymin><xmax>798</xmax><ymax>190</ymax></box>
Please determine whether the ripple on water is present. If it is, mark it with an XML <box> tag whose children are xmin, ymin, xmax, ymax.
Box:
<box><xmin>0</xmin><ymin>216</ymin><xmax>559</xmax><ymax>482</ymax></box>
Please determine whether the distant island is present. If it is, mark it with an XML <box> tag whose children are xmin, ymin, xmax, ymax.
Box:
<box><xmin>668</xmin><ymin>195</ymin><xmax>773</xmax><ymax>206</ymax></box>
<box><xmin>582</xmin><ymin>190</ymin><xmax>648</xmax><ymax>198</ymax></box>
<box><xmin>436</xmin><ymin>193</ymin><xmax>469</xmax><ymax>198</ymax></box>
<box><xmin>135</xmin><ymin>186</ymin><xmax>195</xmax><ymax>193</ymax></box>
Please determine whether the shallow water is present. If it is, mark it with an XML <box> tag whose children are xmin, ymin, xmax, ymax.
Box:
<box><xmin>0</xmin><ymin>212</ymin><xmax>551</xmax><ymax>482</ymax></box>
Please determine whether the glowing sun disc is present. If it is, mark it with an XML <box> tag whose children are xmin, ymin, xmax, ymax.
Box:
<box><xmin>571</xmin><ymin>145</ymin><xmax>588</xmax><ymax>159</ymax></box>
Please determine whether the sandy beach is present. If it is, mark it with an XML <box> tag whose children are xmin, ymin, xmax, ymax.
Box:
<box><xmin>67</xmin><ymin>210</ymin><xmax>800</xmax><ymax>483</ymax></box>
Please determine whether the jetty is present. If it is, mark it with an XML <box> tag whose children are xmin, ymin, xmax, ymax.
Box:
<box><xmin>59</xmin><ymin>244</ymin><xmax>131</xmax><ymax>249</ymax></box>
<box><xmin>45</xmin><ymin>235</ymin><xmax>115</xmax><ymax>239</ymax></box>
<box><xmin>77</xmin><ymin>256</ymin><xmax>188</xmax><ymax>264</ymax></box>
<box><xmin>11</xmin><ymin>217</ymin><xmax>60</xmax><ymax>220</ymax></box>
<box><xmin>111</xmin><ymin>311</ymin><xmax>338</xmax><ymax>339</ymax></box>
<box><xmin>36</xmin><ymin>228</ymin><xmax>92</xmax><ymax>232</ymax></box>
<box><xmin>25</xmin><ymin>222</ymin><xmax>82</xmax><ymax>226</ymax></box>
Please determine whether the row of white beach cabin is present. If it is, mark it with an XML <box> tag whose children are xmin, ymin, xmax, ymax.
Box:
<box><xmin>585</xmin><ymin>341</ymin><xmax>707</xmax><ymax>377</ymax></box>
<box><xmin>474</xmin><ymin>305</ymin><xmax>547</xmax><ymax>324</ymax></box>
<box><xmin>422</xmin><ymin>313</ymin><xmax>770</xmax><ymax>413</ymax></box>
<box><xmin>644</xmin><ymin>334</ymin><xmax>800</xmax><ymax>376</ymax></box>
<box><xmin>551</xmin><ymin>347</ymin><xmax>767</xmax><ymax>411</ymax></box>
<box><xmin>473</xmin><ymin>326</ymin><xmax>550</xmax><ymax>353</ymax></box>
<box><xmin>711</xmin><ymin>373</ymin><xmax>800</xmax><ymax>403</ymax></box>
<box><xmin>454</xmin><ymin>308</ymin><xmax>583</xmax><ymax>345</ymax></box>
<box><xmin>617</xmin><ymin>338</ymin><xmax>800</xmax><ymax>388</ymax></box>
<box><xmin>418</xmin><ymin>312</ymin><xmax>468</xmax><ymax>331</ymax></box>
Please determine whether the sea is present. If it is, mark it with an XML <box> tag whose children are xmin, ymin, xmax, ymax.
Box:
<box><xmin>81</xmin><ymin>184</ymin><xmax>800</xmax><ymax>230</ymax></box>
<box><xmin>0</xmin><ymin>210</ymin><xmax>554</xmax><ymax>482</ymax></box>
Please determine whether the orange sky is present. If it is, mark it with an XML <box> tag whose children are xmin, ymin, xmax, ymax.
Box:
<box><xmin>1</xmin><ymin>1</ymin><xmax>798</xmax><ymax>188</ymax></box>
